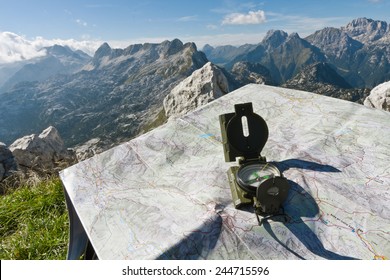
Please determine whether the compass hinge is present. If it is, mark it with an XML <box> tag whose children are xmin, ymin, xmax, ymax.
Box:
<box><xmin>238</xmin><ymin>156</ymin><xmax>267</xmax><ymax>165</ymax></box>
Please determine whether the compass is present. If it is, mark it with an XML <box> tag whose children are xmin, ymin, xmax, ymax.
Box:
<box><xmin>219</xmin><ymin>102</ymin><xmax>290</xmax><ymax>219</ymax></box>
<box><xmin>236</xmin><ymin>163</ymin><xmax>281</xmax><ymax>194</ymax></box>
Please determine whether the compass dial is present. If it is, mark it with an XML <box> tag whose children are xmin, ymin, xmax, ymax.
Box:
<box><xmin>236</xmin><ymin>163</ymin><xmax>281</xmax><ymax>194</ymax></box>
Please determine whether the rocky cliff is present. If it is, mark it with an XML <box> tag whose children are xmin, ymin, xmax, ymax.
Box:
<box><xmin>0</xmin><ymin>143</ymin><xmax>17</xmax><ymax>182</ymax></box>
<box><xmin>364</xmin><ymin>81</ymin><xmax>390</xmax><ymax>111</ymax></box>
<box><xmin>163</xmin><ymin>62</ymin><xmax>229</xmax><ymax>118</ymax></box>
<box><xmin>231</xmin><ymin>61</ymin><xmax>274</xmax><ymax>85</ymax></box>
<box><xmin>0</xmin><ymin>126</ymin><xmax>76</xmax><ymax>183</ymax></box>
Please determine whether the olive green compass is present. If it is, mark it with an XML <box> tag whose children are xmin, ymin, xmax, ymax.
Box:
<box><xmin>219</xmin><ymin>102</ymin><xmax>290</xmax><ymax>220</ymax></box>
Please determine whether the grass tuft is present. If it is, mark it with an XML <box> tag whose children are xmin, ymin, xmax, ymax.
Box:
<box><xmin>0</xmin><ymin>176</ymin><xmax>68</xmax><ymax>259</ymax></box>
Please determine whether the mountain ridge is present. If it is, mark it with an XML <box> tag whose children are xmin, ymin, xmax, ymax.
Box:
<box><xmin>205</xmin><ymin>17</ymin><xmax>390</xmax><ymax>88</ymax></box>
<box><xmin>0</xmin><ymin>39</ymin><xmax>208</xmax><ymax>150</ymax></box>
<box><xmin>1</xmin><ymin>17</ymin><xmax>390</xmax><ymax>153</ymax></box>
<box><xmin>0</xmin><ymin>45</ymin><xmax>90</xmax><ymax>92</ymax></box>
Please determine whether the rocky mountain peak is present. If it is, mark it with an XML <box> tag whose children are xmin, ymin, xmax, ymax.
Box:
<box><xmin>306</xmin><ymin>27</ymin><xmax>345</xmax><ymax>44</ymax></box>
<box><xmin>202</xmin><ymin>44</ymin><xmax>214</xmax><ymax>53</ymax></box>
<box><xmin>0</xmin><ymin>39</ymin><xmax>209</xmax><ymax>148</ymax></box>
<box><xmin>1</xmin><ymin>43</ymin><xmax>91</xmax><ymax>92</ymax></box>
<box><xmin>123</xmin><ymin>43</ymin><xmax>143</xmax><ymax>55</ymax></box>
<box><xmin>281</xmin><ymin>32</ymin><xmax>311</xmax><ymax>50</ymax></box>
<box><xmin>89</xmin><ymin>42</ymin><xmax>115</xmax><ymax>67</ymax></box>
<box><xmin>159</xmin><ymin>38</ymin><xmax>184</xmax><ymax>56</ymax></box>
<box><xmin>44</xmin><ymin>44</ymin><xmax>90</xmax><ymax>61</ymax></box>
<box><xmin>95</xmin><ymin>42</ymin><xmax>112</xmax><ymax>58</ymax></box>
<box><xmin>287</xmin><ymin>32</ymin><xmax>300</xmax><ymax>40</ymax></box>
<box><xmin>305</xmin><ymin>27</ymin><xmax>363</xmax><ymax>59</ymax></box>
<box><xmin>45</xmin><ymin>44</ymin><xmax>72</xmax><ymax>56</ymax></box>
<box><xmin>342</xmin><ymin>17</ymin><xmax>389</xmax><ymax>43</ymax></box>
<box><xmin>163</xmin><ymin>62</ymin><xmax>229</xmax><ymax>118</ymax></box>
<box><xmin>88</xmin><ymin>40</ymin><xmax>203</xmax><ymax>71</ymax></box>
<box><xmin>261</xmin><ymin>29</ymin><xmax>288</xmax><ymax>50</ymax></box>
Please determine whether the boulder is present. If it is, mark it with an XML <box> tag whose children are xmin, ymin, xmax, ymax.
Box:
<box><xmin>0</xmin><ymin>142</ymin><xmax>18</xmax><ymax>181</ymax></box>
<box><xmin>163</xmin><ymin>62</ymin><xmax>229</xmax><ymax>118</ymax></box>
<box><xmin>9</xmin><ymin>126</ymin><xmax>76</xmax><ymax>173</ymax></box>
<box><xmin>364</xmin><ymin>81</ymin><xmax>390</xmax><ymax>111</ymax></box>
<box><xmin>74</xmin><ymin>138</ymin><xmax>103</xmax><ymax>161</ymax></box>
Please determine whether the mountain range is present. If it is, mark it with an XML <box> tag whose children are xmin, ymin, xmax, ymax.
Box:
<box><xmin>0</xmin><ymin>39</ymin><xmax>208</xmax><ymax>149</ymax></box>
<box><xmin>203</xmin><ymin>17</ymin><xmax>390</xmax><ymax>88</ymax></box>
<box><xmin>0</xmin><ymin>45</ymin><xmax>90</xmax><ymax>93</ymax></box>
<box><xmin>0</xmin><ymin>17</ymin><xmax>389</xmax><ymax>153</ymax></box>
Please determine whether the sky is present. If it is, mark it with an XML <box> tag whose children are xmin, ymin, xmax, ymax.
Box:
<box><xmin>1</xmin><ymin>0</ymin><xmax>390</xmax><ymax>63</ymax></box>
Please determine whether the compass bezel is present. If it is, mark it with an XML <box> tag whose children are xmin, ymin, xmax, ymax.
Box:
<box><xmin>236</xmin><ymin>162</ymin><xmax>281</xmax><ymax>195</ymax></box>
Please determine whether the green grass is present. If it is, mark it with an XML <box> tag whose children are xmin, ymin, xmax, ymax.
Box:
<box><xmin>0</xmin><ymin>176</ymin><xmax>68</xmax><ymax>259</ymax></box>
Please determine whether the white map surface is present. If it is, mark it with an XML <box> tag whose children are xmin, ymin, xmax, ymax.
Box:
<box><xmin>60</xmin><ymin>84</ymin><xmax>390</xmax><ymax>260</ymax></box>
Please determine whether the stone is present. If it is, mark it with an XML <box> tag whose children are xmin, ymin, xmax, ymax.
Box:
<box><xmin>74</xmin><ymin>138</ymin><xmax>103</xmax><ymax>161</ymax></box>
<box><xmin>163</xmin><ymin>62</ymin><xmax>229</xmax><ymax>118</ymax></box>
<box><xmin>364</xmin><ymin>81</ymin><xmax>390</xmax><ymax>111</ymax></box>
<box><xmin>9</xmin><ymin>126</ymin><xmax>76</xmax><ymax>173</ymax></box>
<box><xmin>0</xmin><ymin>142</ymin><xmax>18</xmax><ymax>181</ymax></box>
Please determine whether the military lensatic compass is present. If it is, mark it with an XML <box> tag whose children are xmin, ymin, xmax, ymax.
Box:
<box><xmin>219</xmin><ymin>102</ymin><xmax>290</xmax><ymax>225</ymax></box>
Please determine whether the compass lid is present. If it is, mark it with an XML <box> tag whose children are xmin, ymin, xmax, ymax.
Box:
<box><xmin>219</xmin><ymin>102</ymin><xmax>269</xmax><ymax>162</ymax></box>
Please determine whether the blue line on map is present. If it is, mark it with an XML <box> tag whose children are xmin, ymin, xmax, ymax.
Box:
<box><xmin>199</xmin><ymin>133</ymin><xmax>214</xmax><ymax>138</ymax></box>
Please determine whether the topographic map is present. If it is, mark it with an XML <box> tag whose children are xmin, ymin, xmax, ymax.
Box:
<box><xmin>60</xmin><ymin>84</ymin><xmax>390</xmax><ymax>260</ymax></box>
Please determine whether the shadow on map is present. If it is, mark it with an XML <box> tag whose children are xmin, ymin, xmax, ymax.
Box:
<box><xmin>272</xmin><ymin>158</ymin><xmax>341</xmax><ymax>174</ymax></box>
<box><xmin>263</xmin><ymin>159</ymin><xmax>357</xmax><ymax>259</ymax></box>
<box><xmin>157</xmin><ymin>159</ymin><xmax>356</xmax><ymax>260</ymax></box>
<box><xmin>156</xmin><ymin>214</ymin><xmax>223</xmax><ymax>260</ymax></box>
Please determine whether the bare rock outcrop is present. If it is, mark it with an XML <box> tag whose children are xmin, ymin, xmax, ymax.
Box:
<box><xmin>163</xmin><ymin>62</ymin><xmax>229</xmax><ymax>118</ymax></box>
<box><xmin>0</xmin><ymin>142</ymin><xmax>18</xmax><ymax>181</ymax></box>
<box><xmin>74</xmin><ymin>138</ymin><xmax>103</xmax><ymax>161</ymax></box>
<box><xmin>364</xmin><ymin>81</ymin><xmax>390</xmax><ymax>111</ymax></box>
<box><xmin>9</xmin><ymin>126</ymin><xmax>77</xmax><ymax>174</ymax></box>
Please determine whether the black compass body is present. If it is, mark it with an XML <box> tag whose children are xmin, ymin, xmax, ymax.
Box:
<box><xmin>219</xmin><ymin>102</ymin><xmax>290</xmax><ymax>215</ymax></box>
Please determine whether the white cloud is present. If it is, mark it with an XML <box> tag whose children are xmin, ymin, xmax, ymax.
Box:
<box><xmin>0</xmin><ymin>31</ymin><xmax>103</xmax><ymax>64</ymax></box>
<box><xmin>75</xmin><ymin>19</ymin><xmax>88</xmax><ymax>27</ymax></box>
<box><xmin>177</xmin><ymin>15</ymin><xmax>198</xmax><ymax>22</ymax></box>
<box><xmin>0</xmin><ymin>32</ymin><xmax>47</xmax><ymax>64</ymax></box>
<box><xmin>34</xmin><ymin>37</ymin><xmax>102</xmax><ymax>55</ymax></box>
<box><xmin>222</xmin><ymin>10</ymin><xmax>266</xmax><ymax>25</ymax></box>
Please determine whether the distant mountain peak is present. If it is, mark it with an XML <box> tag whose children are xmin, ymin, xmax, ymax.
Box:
<box><xmin>159</xmin><ymin>38</ymin><xmax>185</xmax><ymax>56</ymax></box>
<box><xmin>45</xmin><ymin>44</ymin><xmax>72</xmax><ymax>54</ymax></box>
<box><xmin>342</xmin><ymin>17</ymin><xmax>389</xmax><ymax>43</ymax></box>
<box><xmin>1</xmin><ymin>44</ymin><xmax>91</xmax><ymax>92</ymax></box>
<box><xmin>43</xmin><ymin>44</ymin><xmax>90</xmax><ymax>61</ymax></box>
<box><xmin>261</xmin><ymin>29</ymin><xmax>288</xmax><ymax>50</ymax></box>
<box><xmin>305</xmin><ymin>27</ymin><xmax>363</xmax><ymax>59</ymax></box>
<box><xmin>95</xmin><ymin>42</ymin><xmax>112</xmax><ymax>56</ymax></box>
<box><xmin>202</xmin><ymin>44</ymin><xmax>214</xmax><ymax>53</ymax></box>
<box><xmin>287</xmin><ymin>32</ymin><xmax>300</xmax><ymax>39</ymax></box>
<box><xmin>0</xmin><ymin>39</ymin><xmax>209</xmax><ymax>147</ymax></box>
